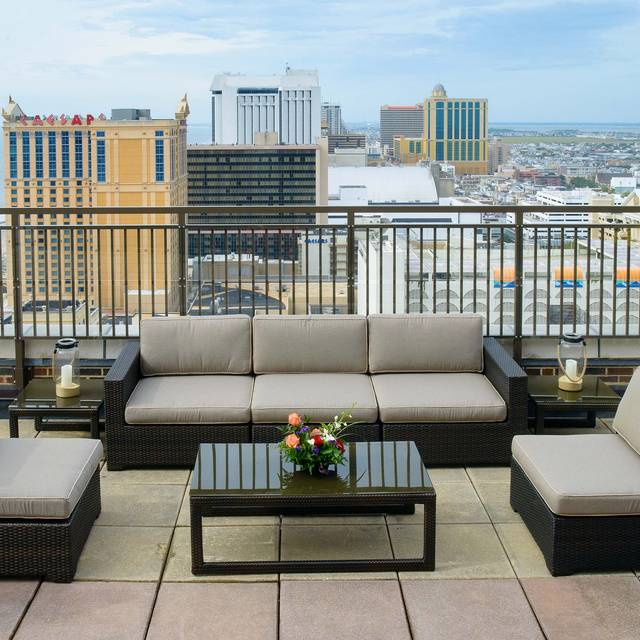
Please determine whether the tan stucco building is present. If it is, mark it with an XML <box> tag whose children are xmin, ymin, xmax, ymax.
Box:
<box><xmin>2</xmin><ymin>96</ymin><xmax>189</xmax><ymax>320</ymax></box>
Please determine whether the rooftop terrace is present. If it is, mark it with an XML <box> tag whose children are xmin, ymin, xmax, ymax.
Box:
<box><xmin>2</xmin><ymin>417</ymin><xmax>639</xmax><ymax>640</ymax></box>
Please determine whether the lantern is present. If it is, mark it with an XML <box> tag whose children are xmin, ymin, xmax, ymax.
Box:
<box><xmin>53</xmin><ymin>338</ymin><xmax>80</xmax><ymax>398</ymax></box>
<box><xmin>557</xmin><ymin>333</ymin><xmax>587</xmax><ymax>392</ymax></box>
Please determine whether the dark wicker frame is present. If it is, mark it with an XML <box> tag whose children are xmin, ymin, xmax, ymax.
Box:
<box><xmin>104</xmin><ymin>342</ymin><xmax>251</xmax><ymax>470</ymax></box>
<box><xmin>0</xmin><ymin>470</ymin><xmax>101</xmax><ymax>583</ymax></box>
<box><xmin>510</xmin><ymin>458</ymin><xmax>640</xmax><ymax>576</ymax></box>
<box><xmin>381</xmin><ymin>338</ymin><xmax>529</xmax><ymax>466</ymax></box>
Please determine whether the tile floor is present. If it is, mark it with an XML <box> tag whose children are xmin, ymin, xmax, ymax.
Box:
<box><xmin>2</xmin><ymin>418</ymin><xmax>639</xmax><ymax>640</ymax></box>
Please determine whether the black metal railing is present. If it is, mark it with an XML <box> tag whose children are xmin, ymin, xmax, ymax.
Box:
<box><xmin>2</xmin><ymin>204</ymin><xmax>640</xmax><ymax>387</ymax></box>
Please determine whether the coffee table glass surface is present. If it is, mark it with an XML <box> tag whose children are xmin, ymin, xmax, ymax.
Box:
<box><xmin>192</xmin><ymin>440</ymin><xmax>433</xmax><ymax>496</ymax></box>
<box><xmin>190</xmin><ymin>441</ymin><xmax>436</xmax><ymax>575</ymax></box>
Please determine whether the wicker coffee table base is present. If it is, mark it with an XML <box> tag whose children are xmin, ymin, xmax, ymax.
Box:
<box><xmin>190</xmin><ymin>495</ymin><xmax>436</xmax><ymax>575</ymax></box>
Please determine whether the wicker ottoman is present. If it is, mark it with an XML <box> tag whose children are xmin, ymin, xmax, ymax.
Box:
<box><xmin>0</xmin><ymin>438</ymin><xmax>103</xmax><ymax>582</ymax></box>
<box><xmin>510</xmin><ymin>433</ymin><xmax>640</xmax><ymax>576</ymax></box>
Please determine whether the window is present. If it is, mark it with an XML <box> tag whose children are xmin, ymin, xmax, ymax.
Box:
<box><xmin>74</xmin><ymin>131</ymin><xmax>83</xmax><ymax>177</ymax></box>
<box><xmin>447</xmin><ymin>103</ymin><xmax>452</xmax><ymax>140</ymax></box>
<box><xmin>87</xmin><ymin>132</ymin><xmax>92</xmax><ymax>178</ymax></box>
<box><xmin>61</xmin><ymin>132</ymin><xmax>70</xmax><ymax>178</ymax></box>
<box><xmin>474</xmin><ymin>103</ymin><xmax>480</xmax><ymax>140</ymax></box>
<box><xmin>435</xmin><ymin>102</ymin><xmax>444</xmax><ymax>140</ymax></box>
<box><xmin>97</xmin><ymin>139</ymin><xmax>106</xmax><ymax>182</ymax></box>
<box><xmin>47</xmin><ymin>131</ymin><xmax>56</xmax><ymax>178</ymax></box>
<box><xmin>9</xmin><ymin>132</ymin><xmax>18</xmax><ymax>178</ymax></box>
<box><xmin>461</xmin><ymin>108</ymin><xmax>467</xmax><ymax>140</ymax></box>
<box><xmin>467</xmin><ymin>102</ymin><xmax>473</xmax><ymax>140</ymax></box>
<box><xmin>155</xmin><ymin>138</ymin><xmax>164</xmax><ymax>181</ymax></box>
<box><xmin>35</xmin><ymin>131</ymin><xmax>43</xmax><ymax>178</ymax></box>
<box><xmin>436</xmin><ymin>141</ymin><xmax>444</xmax><ymax>161</ymax></box>
<box><xmin>22</xmin><ymin>132</ymin><xmax>31</xmax><ymax>178</ymax></box>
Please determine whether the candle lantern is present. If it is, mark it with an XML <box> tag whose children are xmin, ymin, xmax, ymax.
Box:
<box><xmin>557</xmin><ymin>332</ymin><xmax>587</xmax><ymax>392</ymax></box>
<box><xmin>53</xmin><ymin>338</ymin><xmax>80</xmax><ymax>398</ymax></box>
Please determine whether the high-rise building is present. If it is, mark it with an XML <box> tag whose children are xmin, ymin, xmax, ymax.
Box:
<box><xmin>187</xmin><ymin>139</ymin><xmax>328</xmax><ymax>258</ymax></box>
<box><xmin>210</xmin><ymin>69</ymin><xmax>321</xmax><ymax>145</ymax></box>
<box><xmin>423</xmin><ymin>84</ymin><xmax>488</xmax><ymax>175</ymax></box>
<box><xmin>379</xmin><ymin>105</ymin><xmax>423</xmax><ymax>156</ymax></box>
<box><xmin>2</xmin><ymin>95</ymin><xmax>189</xmax><ymax>316</ymax></box>
<box><xmin>488</xmin><ymin>138</ymin><xmax>509</xmax><ymax>174</ymax></box>
<box><xmin>392</xmin><ymin>136</ymin><xmax>423</xmax><ymax>164</ymax></box>
<box><xmin>321</xmin><ymin>103</ymin><xmax>343</xmax><ymax>136</ymax></box>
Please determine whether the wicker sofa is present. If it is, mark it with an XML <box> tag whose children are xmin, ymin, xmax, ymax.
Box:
<box><xmin>511</xmin><ymin>368</ymin><xmax>640</xmax><ymax>576</ymax></box>
<box><xmin>105</xmin><ymin>313</ymin><xmax>527</xmax><ymax>469</ymax></box>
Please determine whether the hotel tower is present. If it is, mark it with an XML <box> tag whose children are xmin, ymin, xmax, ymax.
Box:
<box><xmin>2</xmin><ymin>96</ymin><xmax>189</xmax><ymax>323</ymax></box>
<box><xmin>423</xmin><ymin>84</ymin><xmax>488</xmax><ymax>175</ymax></box>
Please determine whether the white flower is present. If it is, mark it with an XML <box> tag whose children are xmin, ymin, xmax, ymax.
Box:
<box><xmin>307</xmin><ymin>439</ymin><xmax>315</xmax><ymax>446</ymax></box>
<box><xmin>326</xmin><ymin>435</ymin><xmax>336</xmax><ymax>442</ymax></box>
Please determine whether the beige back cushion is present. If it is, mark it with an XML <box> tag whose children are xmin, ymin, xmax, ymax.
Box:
<box><xmin>613</xmin><ymin>367</ymin><xmax>640</xmax><ymax>455</ymax></box>
<box><xmin>140</xmin><ymin>315</ymin><xmax>251</xmax><ymax>376</ymax></box>
<box><xmin>253</xmin><ymin>315</ymin><xmax>368</xmax><ymax>373</ymax></box>
<box><xmin>368</xmin><ymin>314</ymin><xmax>484</xmax><ymax>373</ymax></box>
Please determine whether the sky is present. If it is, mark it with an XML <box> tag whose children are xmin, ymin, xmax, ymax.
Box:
<box><xmin>1</xmin><ymin>0</ymin><xmax>639</xmax><ymax>124</ymax></box>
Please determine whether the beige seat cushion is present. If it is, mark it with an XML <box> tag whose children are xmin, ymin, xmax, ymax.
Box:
<box><xmin>372</xmin><ymin>373</ymin><xmax>506</xmax><ymax>423</ymax></box>
<box><xmin>368</xmin><ymin>314</ymin><xmax>483</xmax><ymax>373</ymax></box>
<box><xmin>613</xmin><ymin>367</ymin><xmax>640</xmax><ymax>455</ymax></box>
<box><xmin>125</xmin><ymin>375</ymin><xmax>253</xmax><ymax>424</ymax></box>
<box><xmin>140</xmin><ymin>315</ymin><xmax>252</xmax><ymax>376</ymax></box>
<box><xmin>512</xmin><ymin>434</ymin><xmax>640</xmax><ymax>516</ymax></box>
<box><xmin>0</xmin><ymin>438</ymin><xmax>103</xmax><ymax>519</ymax></box>
<box><xmin>253</xmin><ymin>315</ymin><xmax>368</xmax><ymax>374</ymax></box>
<box><xmin>251</xmin><ymin>373</ymin><xmax>378</xmax><ymax>424</ymax></box>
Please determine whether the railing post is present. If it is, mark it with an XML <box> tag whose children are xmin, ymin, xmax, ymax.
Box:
<box><xmin>513</xmin><ymin>209</ymin><xmax>524</xmax><ymax>363</ymax></box>
<box><xmin>10</xmin><ymin>213</ymin><xmax>25</xmax><ymax>390</ymax></box>
<box><xmin>178</xmin><ymin>211</ymin><xmax>187</xmax><ymax>316</ymax></box>
<box><xmin>346</xmin><ymin>210</ymin><xmax>356</xmax><ymax>314</ymax></box>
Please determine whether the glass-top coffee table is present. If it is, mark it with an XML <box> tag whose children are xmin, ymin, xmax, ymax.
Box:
<box><xmin>9</xmin><ymin>379</ymin><xmax>104</xmax><ymax>439</ymax></box>
<box><xmin>528</xmin><ymin>375</ymin><xmax>621</xmax><ymax>434</ymax></box>
<box><xmin>190</xmin><ymin>441</ymin><xmax>436</xmax><ymax>575</ymax></box>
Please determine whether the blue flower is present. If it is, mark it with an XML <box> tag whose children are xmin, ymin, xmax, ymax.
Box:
<box><xmin>295</xmin><ymin>445</ymin><xmax>301</xmax><ymax>451</ymax></box>
<box><xmin>312</xmin><ymin>446</ymin><xmax>320</xmax><ymax>455</ymax></box>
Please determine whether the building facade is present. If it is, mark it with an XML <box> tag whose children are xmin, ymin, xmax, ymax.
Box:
<box><xmin>321</xmin><ymin>103</ymin><xmax>343</xmax><ymax>136</ymax></box>
<box><xmin>423</xmin><ymin>84</ymin><xmax>488</xmax><ymax>175</ymax></box>
<box><xmin>2</xmin><ymin>95</ymin><xmax>189</xmax><ymax>319</ymax></box>
<box><xmin>379</xmin><ymin>105</ymin><xmax>423</xmax><ymax>156</ymax></box>
<box><xmin>392</xmin><ymin>136</ymin><xmax>423</xmax><ymax>164</ymax></box>
<box><xmin>210</xmin><ymin>70</ymin><xmax>321</xmax><ymax>145</ymax></box>
<box><xmin>488</xmin><ymin>138</ymin><xmax>509</xmax><ymax>174</ymax></box>
<box><xmin>187</xmin><ymin>141</ymin><xmax>328</xmax><ymax>258</ymax></box>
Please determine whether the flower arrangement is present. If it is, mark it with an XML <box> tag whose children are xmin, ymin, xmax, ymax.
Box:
<box><xmin>279</xmin><ymin>409</ymin><xmax>352</xmax><ymax>475</ymax></box>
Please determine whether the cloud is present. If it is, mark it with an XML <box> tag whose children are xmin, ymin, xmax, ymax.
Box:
<box><xmin>0</xmin><ymin>0</ymin><xmax>638</xmax><ymax>122</ymax></box>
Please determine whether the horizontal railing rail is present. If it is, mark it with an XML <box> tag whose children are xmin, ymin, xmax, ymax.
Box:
<box><xmin>1</xmin><ymin>204</ymin><xmax>640</xmax><ymax>388</ymax></box>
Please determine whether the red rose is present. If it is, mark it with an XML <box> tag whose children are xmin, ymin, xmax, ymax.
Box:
<box><xmin>336</xmin><ymin>439</ymin><xmax>345</xmax><ymax>453</ymax></box>
<box><xmin>313</xmin><ymin>435</ymin><xmax>323</xmax><ymax>446</ymax></box>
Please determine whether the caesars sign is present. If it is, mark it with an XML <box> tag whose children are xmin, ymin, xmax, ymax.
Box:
<box><xmin>17</xmin><ymin>113</ymin><xmax>107</xmax><ymax>126</ymax></box>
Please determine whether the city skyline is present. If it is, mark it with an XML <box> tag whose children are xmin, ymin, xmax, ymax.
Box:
<box><xmin>1</xmin><ymin>0</ymin><xmax>639</xmax><ymax>125</ymax></box>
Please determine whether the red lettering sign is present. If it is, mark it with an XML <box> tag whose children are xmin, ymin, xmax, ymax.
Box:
<box><xmin>98</xmin><ymin>113</ymin><xmax>106</xmax><ymax>121</ymax></box>
<box><xmin>86</xmin><ymin>114</ymin><xmax>94</xmax><ymax>125</ymax></box>
<box><xmin>19</xmin><ymin>115</ymin><xmax>27</xmax><ymax>125</ymax></box>
<box><xmin>33</xmin><ymin>115</ymin><xmax>43</xmax><ymax>126</ymax></box>
<box><xmin>46</xmin><ymin>114</ymin><xmax>55</xmax><ymax>125</ymax></box>
<box><xmin>70</xmin><ymin>114</ymin><xmax>82</xmax><ymax>125</ymax></box>
<box><xmin>59</xmin><ymin>114</ymin><xmax>68</xmax><ymax>125</ymax></box>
